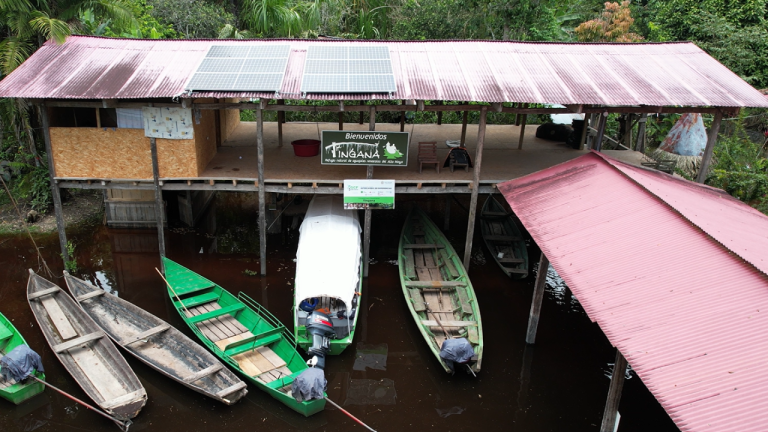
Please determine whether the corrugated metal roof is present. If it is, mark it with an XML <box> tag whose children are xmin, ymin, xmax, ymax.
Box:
<box><xmin>498</xmin><ymin>152</ymin><xmax>768</xmax><ymax>432</ymax></box>
<box><xmin>1</xmin><ymin>35</ymin><xmax>767</xmax><ymax>107</ymax></box>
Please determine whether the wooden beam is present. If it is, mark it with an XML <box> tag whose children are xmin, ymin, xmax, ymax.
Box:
<box><xmin>600</xmin><ymin>350</ymin><xmax>628</xmax><ymax>432</ymax></box>
<box><xmin>578</xmin><ymin>114</ymin><xmax>589</xmax><ymax>150</ymax></box>
<box><xmin>696</xmin><ymin>109</ymin><xmax>723</xmax><ymax>183</ymax></box>
<box><xmin>40</xmin><ymin>104</ymin><xmax>69</xmax><ymax>265</ymax></box>
<box><xmin>635</xmin><ymin>113</ymin><xmax>648</xmax><ymax>154</ymax></box>
<box><xmin>150</xmin><ymin>137</ymin><xmax>166</xmax><ymax>271</ymax></box>
<box><xmin>463</xmin><ymin>106</ymin><xmax>487</xmax><ymax>269</ymax></box>
<box><xmin>518</xmin><ymin>110</ymin><xmax>528</xmax><ymax>150</ymax></box>
<box><xmin>437</xmin><ymin>101</ymin><xmax>443</xmax><ymax>125</ymax></box>
<box><xmin>460</xmin><ymin>110</ymin><xmax>468</xmax><ymax>145</ymax></box>
<box><xmin>257</xmin><ymin>106</ymin><xmax>267</xmax><ymax>275</ymax></box>
<box><xmin>525</xmin><ymin>252</ymin><xmax>549</xmax><ymax>344</ymax></box>
<box><xmin>363</xmin><ymin>105</ymin><xmax>375</xmax><ymax>278</ymax></box>
<box><xmin>277</xmin><ymin>99</ymin><xmax>284</xmax><ymax>147</ymax></box>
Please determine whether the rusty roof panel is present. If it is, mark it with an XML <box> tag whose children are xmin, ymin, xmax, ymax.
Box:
<box><xmin>1</xmin><ymin>36</ymin><xmax>768</xmax><ymax>107</ymax></box>
<box><xmin>498</xmin><ymin>152</ymin><xmax>768</xmax><ymax>432</ymax></box>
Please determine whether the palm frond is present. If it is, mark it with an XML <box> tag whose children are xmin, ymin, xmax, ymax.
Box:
<box><xmin>29</xmin><ymin>12</ymin><xmax>71</xmax><ymax>44</ymax></box>
<box><xmin>0</xmin><ymin>37</ymin><xmax>33</xmax><ymax>75</ymax></box>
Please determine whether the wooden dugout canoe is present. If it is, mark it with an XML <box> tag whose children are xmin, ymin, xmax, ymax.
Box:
<box><xmin>161</xmin><ymin>257</ymin><xmax>325</xmax><ymax>417</ymax></box>
<box><xmin>26</xmin><ymin>270</ymin><xmax>146</xmax><ymax>420</ymax></box>
<box><xmin>480</xmin><ymin>195</ymin><xmax>529</xmax><ymax>279</ymax></box>
<box><xmin>0</xmin><ymin>312</ymin><xmax>45</xmax><ymax>404</ymax></box>
<box><xmin>398</xmin><ymin>207</ymin><xmax>484</xmax><ymax>373</ymax></box>
<box><xmin>64</xmin><ymin>272</ymin><xmax>247</xmax><ymax>405</ymax></box>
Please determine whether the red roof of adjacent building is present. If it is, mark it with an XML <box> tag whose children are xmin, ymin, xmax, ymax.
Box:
<box><xmin>1</xmin><ymin>35</ymin><xmax>767</xmax><ymax>107</ymax></box>
<box><xmin>498</xmin><ymin>152</ymin><xmax>768</xmax><ymax>432</ymax></box>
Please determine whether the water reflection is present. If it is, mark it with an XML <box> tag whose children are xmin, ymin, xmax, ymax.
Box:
<box><xmin>533</xmin><ymin>260</ymin><xmax>583</xmax><ymax>312</ymax></box>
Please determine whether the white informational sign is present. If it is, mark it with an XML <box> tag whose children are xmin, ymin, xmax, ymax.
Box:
<box><xmin>343</xmin><ymin>180</ymin><xmax>395</xmax><ymax>210</ymax></box>
<box><xmin>142</xmin><ymin>107</ymin><xmax>194</xmax><ymax>139</ymax></box>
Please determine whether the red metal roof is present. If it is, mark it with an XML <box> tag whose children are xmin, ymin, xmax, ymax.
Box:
<box><xmin>1</xmin><ymin>36</ymin><xmax>767</xmax><ymax>107</ymax></box>
<box><xmin>498</xmin><ymin>152</ymin><xmax>768</xmax><ymax>432</ymax></box>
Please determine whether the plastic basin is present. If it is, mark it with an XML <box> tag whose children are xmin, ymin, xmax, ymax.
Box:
<box><xmin>291</xmin><ymin>139</ymin><xmax>320</xmax><ymax>157</ymax></box>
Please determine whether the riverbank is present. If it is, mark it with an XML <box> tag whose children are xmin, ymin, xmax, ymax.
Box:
<box><xmin>0</xmin><ymin>189</ymin><xmax>103</xmax><ymax>234</ymax></box>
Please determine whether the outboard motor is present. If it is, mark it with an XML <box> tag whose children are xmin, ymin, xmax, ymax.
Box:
<box><xmin>306</xmin><ymin>310</ymin><xmax>336</xmax><ymax>369</ymax></box>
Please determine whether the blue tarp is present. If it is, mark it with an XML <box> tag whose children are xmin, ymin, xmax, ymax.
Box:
<box><xmin>291</xmin><ymin>368</ymin><xmax>326</xmax><ymax>402</ymax></box>
<box><xmin>439</xmin><ymin>338</ymin><xmax>474</xmax><ymax>373</ymax></box>
<box><xmin>1</xmin><ymin>345</ymin><xmax>44</xmax><ymax>382</ymax></box>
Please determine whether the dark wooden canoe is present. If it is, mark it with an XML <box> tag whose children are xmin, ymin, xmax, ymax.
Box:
<box><xmin>27</xmin><ymin>270</ymin><xmax>146</xmax><ymax>420</ymax></box>
<box><xmin>0</xmin><ymin>312</ymin><xmax>45</xmax><ymax>404</ymax></box>
<box><xmin>480</xmin><ymin>195</ymin><xmax>529</xmax><ymax>279</ymax></box>
<box><xmin>398</xmin><ymin>206</ymin><xmax>484</xmax><ymax>373</ymax></box>
<box><xmin>64</xmin><ymin>272</ymin><xmax>247</xmax><ymax>405</ymax></box>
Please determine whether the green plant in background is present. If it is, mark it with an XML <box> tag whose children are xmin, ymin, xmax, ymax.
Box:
<box><xmin>63</xmin><ymin>241</ymin><xmax>78</xmax><ymax>273</ymax></box>
<box><xmin>243</xmin><ymin>269</ymin><xmax>259</xmax><ymax>276</ymax></box>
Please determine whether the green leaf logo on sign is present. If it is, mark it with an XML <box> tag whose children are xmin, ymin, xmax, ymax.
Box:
<box><xmin>321</xmin><ymin>131</ymin><xmax>410</xmax><ymax>166</ymax></box>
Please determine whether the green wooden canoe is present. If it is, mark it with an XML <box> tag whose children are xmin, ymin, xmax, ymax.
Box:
<box><xmin>481</xmin><ymin>194</ymin><xmax>529</xmax><ymax>279</ymax></box>
<box><xmin>0</xmin><ymin>312</ymin><xmax>45</xmax><ymax>405</ymax></box>
<box><xmin>398</xmin><ymin>207</ymin><xmax>484</xmax><ymax>374</ymax></box>
<box><xmin>162</xmin><ymin>257</ymin><xmax>325</xmax><ymax>417</ymax></box>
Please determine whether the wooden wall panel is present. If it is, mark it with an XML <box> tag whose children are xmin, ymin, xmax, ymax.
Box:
<box><xmin>221</xmin><ymin>98</ymin><xmax>241</xmax><ymax>142</ymax></box>
<box><xmin>50</xmin><ymin>128</ymin><xmax>153</xmax><ymax>179</ymax></box>
<box><xmin>193</xmin><ymin>106</ymin><xmax>218</xmax><ymax>175</ymax></box>
<box><xmin>157</xmin><ymin>138</ymin><xmax>198</xmax><ymax>177</ymax></box>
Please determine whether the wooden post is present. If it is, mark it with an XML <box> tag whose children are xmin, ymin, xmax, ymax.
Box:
<box><xmin>515</xmin><ymin>103</ymin><xmax>522</xmax><ymax>126</ymax></box>
<box><xmin>696</xmin><ymin>109</ymin><xmax>723</xmax><ymax>184</ymax></box>
<box><xmin>400</xmin><ymin>100</ymin><xmax>406</xmax><ymax>132</ymax></box>
<box><xmin>338</xmin><ymin>112</ymin><xmax>344</xmax><ymax>131</ymax></box>
<box><xmin>437</xmin><ymin>101</ymin><xmax>443</xmax><ymax>125</ymax></box>
<box><xmin>579</xmin><ymin>114</ymin><xmax>589</xmax><ymax>150</ymax></box>
<box><xmin>595</xmin><ymin>112</ymin><xmax>608</xmax><ymax>152</ymax></box>
<box><xmin>359</xmin><ymin>102</ymin><xmax>364</xmax><ymax>124</ymax></box>
<box><xmin>460</xmin><ymin>110</ymin><xmax>468</xmax><ymax>145</ymax></box>
<box><xmin>518</xmin><ymin>111</ymin><xmax>528</xmax><ymax>150</ymax></box>
<box><xmin>149</xmin><ymin>137</ymin><xmax>166</xmax><ymax>272</ymax></box>
<box><xmin>443</xmin><ymin>194</ymin><xmax>451</xmax><ymax>231</ymax></box>
<box><xmin>586</xmin><ymin>113</ymin><xmax>598</xmax><ymax>149</ymax></box>
<box><xmin>462</xmin><ymin>106</ymin><xmax>487</xmax><ymax>269</ymax></box>
<box><xmin>635</xmin><ymin>114</ymin><xmax>648</xmax><ymax>154</ymax></box>
<box><xmin>600</xmin><ymin>350</ymin><xmax>628</xmax><ymax>432</ymax></box>
<box><xmin>525</xmin><ymin>252</ymin><xmax>549</xmax><ymax>344</ymax></box>
<box><xmin>363</xmin><ymin>106</ymin><xmax>376</xmax><ymax>278</ymax></box>
<box><xmin>257</xmin><ymin>105</ymin><xmax>267</xmax><ymax>275</ymax></box>
<box><xmin>624</xmin><ymin>114</ymin><xmax>633</xmax><ymax>150</ymax></box>
<box><xmin>277</xmin><ymin>99</ymin><xmax>284</xmax><ymax>147</ymax></box>
<box><xmin>40</xmin><ymin>105</ymin><xmax>69</xmax><ymax>265</ymax></box>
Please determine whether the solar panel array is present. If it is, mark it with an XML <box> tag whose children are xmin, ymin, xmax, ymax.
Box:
<box><xmin>185</xmin><ymin>45</ymin><xmax>291</xmax><ymax>92</ymax></box>
<box><xmin>301</xmin><ymin>46</ymin><xmax>396</xmax><ymax>93</ymax></box>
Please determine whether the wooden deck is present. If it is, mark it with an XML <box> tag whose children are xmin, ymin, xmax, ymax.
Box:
<box><xmin>200</xmin><ymin>122</ymin><xmax>647</xmax><ymax>184</ymax></box>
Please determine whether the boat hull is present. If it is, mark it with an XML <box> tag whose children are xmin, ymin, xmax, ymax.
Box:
<box><xmin>162</xmin><ymin>258</ymin><xmax>325</xmax><ymax>417</ymax></box>
<box><xmin>0</xmin><ymin>313</ymin><xmax>45</xmax><ymax>405</ymax></box>
<box><xmin>398</xmin><ymin>207</ymin><xmax>484</xmax><ymax>373</ymax></box>
<box><xmin>481</xmin><ymin>195</ymin><xmax>529</xmax><ymax>279</ymax></box>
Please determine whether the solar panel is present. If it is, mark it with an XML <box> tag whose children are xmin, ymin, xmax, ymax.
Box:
<box><xmin>301</xmin><ymin>45</ymin><xmax>396</xmax><ymax>94</ymax></box>
<box><xmin>185</xmin><ymin>44</ymin><xmax>290</xmax><ymax>92</ymax></box>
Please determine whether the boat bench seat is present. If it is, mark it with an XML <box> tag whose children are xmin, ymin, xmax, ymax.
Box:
<box><xmin>484</xmin><ymin>235</ymin><xmax>521</xmax><ymax>241</ymax></box>
<box><xmin>455</xmin><ymin>287</ymin><xmax>474</xmax><ymax>315</ymax></box>
<box><xmin>225</xmin><ymin>332</ymin><xmax>283</xmax><ymax>357</ymax></box>
<box><xmin>120</xmin><ymin>324</ymin><xmax>171</xmax><ymax>346</ymax></box>
<box><xmin>405</xmin><ymin>281</ymin><xmax>465</xmax><ymax>288</ymax></box>
<box><xmin>179</xmin><ymin>292</ymin><xmax>220</xmax><ymax>309</ymax></box>
<box><xmin>506</xmin><ymin>268</ymin><xmax>528</xmax><ymax>274</ymax></box>
<box><xmin>421</xmin><ymin>320</ymin><xmax>477</xmax><ymax>328</ymax></box>
<box><xmin>498</xmin><ymin>258</ymin><xmax>524</xmax><ymax>264</ymax></box>
<box><xmin>403</xmin><ymin>244</ymin><xmax>445</xmax><ymax>249</ymax></box>
<box><xmin>189</xmin><ymin>304</ymin><xmax>245</xmax><ymax>324</ymax></box>
<box><xmin>182</xmin><ymin>364</ymin><xmax>223</xmax><ymax>383</ymax></box>
<box><xmin>174</xmin><ymin>283</ymin><xmax>215</xmax><ymax>296</ymax></box>
<box><xmin>52</xmin><ymin>331</ymin><xmax>104</xmax><ymax>353</ymax></box>
<box><xmin>76</xmin><ymin>290</ymin><xmax>106</xmax><ymax>302</ymax></box>
<box><xmin>216</xmin><ymin>381</ymin><xmax>247</xmax><ymax>399</ymax></box>
<box><xmin>0</xmin><ymin>322</ymin><xmax>12</xmax><ymax>342</ymax></box>
<box><xmin>28</xmin><ymin>287</ymin><xmax>61</xmax><ymax>300</ymax></box>
<box><xmin>408</xmin><ymin>289</ymin><xmax>426</xmax><ymax>312</ymax></box>
<box><xmin>265</xmin><ymin>370</ymin><xmax>304</xmax><ymax>390</ymax></box>
<box><xmin>467</xmin><ymin>326</ymin><xmax>480</xmax><ymax>344</ymax></box>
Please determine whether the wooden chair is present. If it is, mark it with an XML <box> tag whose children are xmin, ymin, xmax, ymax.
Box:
<box><xmin>418</xmin><ymin>141</ymin><xmax>439</xmax><ymax>173</ymax></box>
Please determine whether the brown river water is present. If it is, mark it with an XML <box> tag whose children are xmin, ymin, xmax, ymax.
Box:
<box><xmin>0</xmin><ymin>194</ymin><xmax>677</xmax><ymax>432</ymax></box>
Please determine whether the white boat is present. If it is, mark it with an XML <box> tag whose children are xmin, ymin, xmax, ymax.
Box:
<box><xmin>293</xmin><ymin>195</ymin><xmax>362</xmax><ymax>363</ymax></box>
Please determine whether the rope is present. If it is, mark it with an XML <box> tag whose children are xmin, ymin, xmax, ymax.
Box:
<box><xmin>0</xmin><ymin>175</ymin><xmax>53</xmax><ymax>278</ymax></box>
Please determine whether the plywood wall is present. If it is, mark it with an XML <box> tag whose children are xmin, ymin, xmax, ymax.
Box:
<box><xmin>50</xmin><ymin>128</ymin><xmax>153</xmax><ymax>178</ymax></box>
<box><xmin>193</xmin><ymin>104</ymin><xmax>218</xmax><ymax>175</ymax></box>
<box><xmin>220</xmin><ymin>98</ymin><xmax>241</xmax><ymax>143</ymax></box>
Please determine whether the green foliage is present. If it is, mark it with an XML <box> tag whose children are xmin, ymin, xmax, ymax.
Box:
<box><xmin>574</xmin><ymin>1</ymin><xmax>643</xmax><ymax>42</ymax></box>
<box><xmin>148</xmin><ymin>0</ymin><xmax>235</xmax><ymax>38</ymax></box>
<box><xmin>63</xmin><ymin>240</ymin><xmax>78</xmax><ymax>273</ymax></box>
<box><xmin>13</xmin><ymin>165</ymin><xmax>52</xmax><ymax>212</ymax></box>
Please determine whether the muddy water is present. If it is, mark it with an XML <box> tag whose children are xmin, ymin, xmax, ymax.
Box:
<box><xmin>0</xmin><ymin>195</ymin><xmax>677</xmax><ymax>432</ymax></box>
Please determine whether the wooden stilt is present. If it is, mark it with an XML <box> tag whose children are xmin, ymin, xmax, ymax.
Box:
<box><xmin>257</xmin><ymin>106</ymin><xmax>267</xmax><ymax>275</ymax></box>
<box><xmin>437</xmin><ymin>101</ymin><xmax>443</xmax><ymax>125</ymax></box>
<box><xmin>277</xmin><ymin>99</ymin><xmax>284</xmax><ymax>147</ymax></box>
<box><xmin>149</xmin><ymin>137</ymin><xmax>166</xmax><ymax>272</ymax></box>
<box><xmin>586</xmin><ymin>113</ymin><xmax>597</xmax><ymax>149</ymax></box>
<box><xmin>443</xmin><ymin>194</ymin><xmax>451</xmax><ymax>231</ymax></box>
<box><xmin>514</xmin><ymin>103</ymin><xmax>521</xmax><ymax>126</ymax></box>
<box><xmin>696</xmin><ymin>109</ymin><xmax>723</xmax><ymax>183</ymax></box>
<box><xmin>518</xmin><ymin>109</ymin><xmax>528</xmax><ymax>150</ymax></box>
<box><xmin>579</xmin><ymin>113</ymin><xmax>590</xmax><ymax>150</ymax></box>
<box><xmin>635</xmin><ymin>114</ymin><xmax>648</xmax><ymax>154</ymax></box>
<box><xmin>400</xmin><ymin>100</ymin><xmax>406</xmax><ymax>132</ymax></box>
<box><xmin>460</xmin><ymin>110</ymin><xmax>468</xmax><ymax>145</ymax></box>
<box><xmin>624</xmin><ymin>114</ymin><xmax>633</xmax><ymax>150</ymax></box>
<box><xmin>363</xmin><ymin>106</ymin><xmax>376</xmax><ymax>278</ymax></box>
<box><xmin>40</xmin><ymin>105</ymin><xmax>69</xmax><ymax>265</ymax></box>
<box><xmin>525</xmin><ymin>252</ymin><xmax>549</xmax><ymax>344</ymax></box>
<box><xmin>594</xmin><ymin>112</ymin><xmax>608</xmax><ymax>152</ymax></box>
<box><xmin>462</xmin><ymin>106</ymin><xmax>487</xmax><ymax>269</ymax></box>
<box><xmin>600</xmin><ymin>350</ymin><xmax>628</xmax><ymax>432</ymax></box>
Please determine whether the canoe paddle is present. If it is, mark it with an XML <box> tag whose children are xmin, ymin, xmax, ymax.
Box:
<box><xmin>28</xmin><ymin>375</ymin><xmax>132</xmax><ymax>431</ymax></box>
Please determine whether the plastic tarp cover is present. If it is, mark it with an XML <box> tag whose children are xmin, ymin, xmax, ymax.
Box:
<box><xmin>1</xmin><ymin>345</ymin><xmax>44</xmax><ymax>382</ymax></box>
<box><xmin>292</xmin><ymin>368</ymin><xmax>327</xmax><ymax>402</ymax></box>
<box><xmin>295</xmin><ymin>195</ymin><xmax>362</xmax><ymax>311</ymax></box>
<box><xmin>439</xmin><ymin>338</ymin><xmax>474</xmax><ymax>373</ymax></box>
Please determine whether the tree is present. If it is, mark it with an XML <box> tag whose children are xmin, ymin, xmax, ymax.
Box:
<box><xmin>574</xmin><ymin>1</ymin><xmax>643</xmax><ymax>42</ymax></box>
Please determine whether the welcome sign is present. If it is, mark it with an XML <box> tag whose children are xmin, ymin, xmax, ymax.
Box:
<box><xmin>321</xmin><ymin>131</ymin><xmax>410</xmax><ymax>166</ymax></box>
